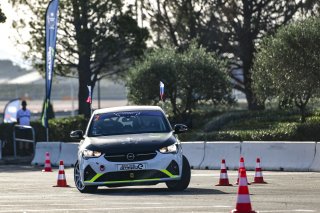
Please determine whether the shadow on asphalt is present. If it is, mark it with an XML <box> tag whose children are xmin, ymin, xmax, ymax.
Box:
<box><xmin>94</xmin><ymin>187</ymin><xmax>229</xmax><ymax>196</ymax></box>
<box><xmin>0</xmin><ymin>165</ymin><xmax>50</xmax><ymax>173</ymax></box>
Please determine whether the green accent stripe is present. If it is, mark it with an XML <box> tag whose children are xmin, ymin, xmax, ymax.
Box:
<box><xmin>87</xmin><ymin>173</ymin><xmax>103</xmax><ymax>183</ymax></box>
<box><xmin>84</xmin><ymin>178</ymin><xmax>162</xmax><ymax>184</ymax></box>
<box><xmin>160</xmin><ymin>169</ymin><xmax>177</xmax><ymax>178</ymax></box>
<box><xmin>103</xmin><ymin>178</ymin><xmax>161</xmax><ymax>184</ymax></box>
<box><xmin>84</xmin><ymin>170</ymin><xmax>179</xmax><ymax>184</ymax></box>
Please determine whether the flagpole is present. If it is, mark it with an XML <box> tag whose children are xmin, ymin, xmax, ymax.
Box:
<box><xmin>45</xmin><ymin>10</ymin><xmax>49</xmax><ymax>142</ymax></box>
<box><xmin>42</xmin><ymin>0</ymin><xmax>59</xmax><ymax>142</ymax></box>
<box><xmin>44</xmin><ymin>3</ymin><xmax>48</xmax><ymax>142</ymax></box>
<box><xmin>87</xmin><ymin>102</ymin><xmax>92</xmax><ymax>117</ymax></box>
<box><xmin>46</xmin><ymin>101</ymin><xmax>49</xmax><ymax>141</ymax></box>
<box><xmin>46</xmin><ymin>127</ymin><xmax>49</xmax><ymax>142</ymax></box>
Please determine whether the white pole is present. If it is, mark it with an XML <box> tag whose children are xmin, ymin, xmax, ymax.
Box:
<box><xmin>70</xmin><ymin>79</ymin><xmax>75</xmax><ymax>116</ymax></box>
<box><xmin>46</xmin><ymin>128</ymin><xmax>49</xmax><ymax>142</ymax></box>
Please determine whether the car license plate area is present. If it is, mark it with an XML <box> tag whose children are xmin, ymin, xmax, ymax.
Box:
<box><xmin>117</xmin><ymin>163</ymin><xmax>146</xmax><ymax>171</ymax></box>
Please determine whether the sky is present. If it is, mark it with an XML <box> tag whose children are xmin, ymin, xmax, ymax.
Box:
<box><xmin>0</xmin><ymin>0</ymin><xmax>29</xmax><ymax>68</ymax></box>
<box><xmin>0</xmin><ymin>0</ymin><xmax>139</xmax><ymax>69</ymax></box>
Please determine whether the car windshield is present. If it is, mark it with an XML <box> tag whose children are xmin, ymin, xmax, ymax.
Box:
<box><xmin>88</xmin><ymin>110</ymin><xmax>171</xmax><ymax>136</ymax></box>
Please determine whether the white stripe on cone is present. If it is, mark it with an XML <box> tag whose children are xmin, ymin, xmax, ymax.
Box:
<box><xmin>220</xmin><ymin>173</ymin><xmax>228</xmax><ymax>179</ymax></box>
<box><xmin>59</xmin><ymin>165</ymin><xmax>64</xmax><ymax>170</ymax></box>
<box><xmin>255</xmin><ymin>171</ymin><xmax>262</xmax><ymax>177</ymax></box>
<box><xmin>239</xmin><ymin>177</ymin><xmax>248</xmax><ymax>186</ymax></box>
<box><xmin>237</xmin><ymin>194</ymin><xmax>252</xmax><ymax>203</ymax></box>
<box><xmin>58</xmin><ymin>174</ymin><xmax>65</xmax><ymax>180</ymax></box>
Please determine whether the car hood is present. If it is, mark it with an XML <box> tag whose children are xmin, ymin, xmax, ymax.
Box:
<box><xmin>83</xmin><ymin>132</ymin><xmax>176</xmax><ymax>154</ymax></box>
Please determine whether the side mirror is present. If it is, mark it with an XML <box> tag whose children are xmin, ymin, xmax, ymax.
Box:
<box><xmin>70</xmin><ymin>130</ymin><xmax>84</xmax><ymax>139</ymax></box>
<box><xmin>174</xmin><ymin>124</ymin><xmax>188</xmax><ymax>134</ymax></box>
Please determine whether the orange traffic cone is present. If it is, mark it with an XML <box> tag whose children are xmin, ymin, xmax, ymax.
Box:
<box><xmin>54</xmin><ymin>160</ymin><xmax>70</xmax><ymax>187</ymax></box>
<box><xmin>216</xmin><ymin>159</ymin><xmax>232</xmax><ymax>186</ymax></box>
<box><xmin>42</xmin><ymin>152</ymin><xmax>52</xmax><ymax>172</ymax></box>
<box><xmin>251</xmin><ymin>158</ymin><xmax>267</xmax><ymax>184</ymax></box>
<box><xmin>231</xmin><ymin>169</ymin><xmax>257</xmax><ymax>213</ymax></box>
<box><xmin>236</xmin><ymin>157</ymin><xmax>250</xmax><ymax>185</ymax></box>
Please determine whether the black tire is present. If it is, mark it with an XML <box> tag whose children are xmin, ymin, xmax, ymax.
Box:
<box><xmin>74</xmin><ymin>161</ymin><xmax>98</xmax><ymax>193</ymax></box>
<box><xmin>166</xmin><ymin>155</ymin><xmax>191</xmax><ymax>191</ymax></box>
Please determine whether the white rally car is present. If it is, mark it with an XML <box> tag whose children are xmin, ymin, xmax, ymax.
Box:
<box><xmin>70</xmin><ymin>106</ymin><xmax>191</xmax><ymax>193</ymax></box>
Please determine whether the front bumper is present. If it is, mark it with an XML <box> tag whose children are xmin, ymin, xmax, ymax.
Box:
<box><xmin>79</xmin><ymin>151</ymin><xmax>182</xmax><ymax>186</ymax></box>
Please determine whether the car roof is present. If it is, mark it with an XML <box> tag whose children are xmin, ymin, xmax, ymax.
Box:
<box><xmin>93</xmin><ymin>106</ymin><xmax>164</xmax><ymax>115</ymax></box>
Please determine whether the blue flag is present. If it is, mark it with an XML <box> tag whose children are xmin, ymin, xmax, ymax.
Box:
<box><xmin>42</xmin><ymin>0</ymin><xmax>59</xmax><ymax>128</ymax></box>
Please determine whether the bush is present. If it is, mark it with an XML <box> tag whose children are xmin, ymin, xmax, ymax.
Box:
<box><xmin>180</xmin><ymin>110</ymin><xmax>320</xmax><ymax>141</ymax></box>
<box><xmin>294</xmin><ymin>117</ymin><xmax>320</xmax><ymax>141</ymax></box>
<box><xmin>0</xmin><ymin>116</ymin><xmax>88</xmax><ymax>156</ymax></box>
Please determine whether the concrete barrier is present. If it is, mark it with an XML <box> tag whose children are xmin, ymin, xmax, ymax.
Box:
<box><xmin>30</xmin><ymin>141</ymin><xmax>320</xmax><ymax>171</ymax></box>
<box><xmin>181</xmin><ymin>142</ymin><xmax>205</xmax><ymax>169</ymax></box>
<box><xmin>31</xmin><ymin>142</ymin><xmax>62</xmax><ymax>166</ymax></box>
<box><xmin>56</xmin><ymin>142</ymin><xmax>79</xmax><ymax>167</ymax></box>
<box><xmin>241</xmin><ymin>141</ymin><xmax>316</xmax><ymax>171</ymax></box>
<box><xmin>310</xmin><ymin>142</ymin><xmax>320</xmax><ymax>172</ymax></box>
<box><xmin>200</xmin><ymin>142</ymin><xmax>241</xmax><ymax>170</ymax></box>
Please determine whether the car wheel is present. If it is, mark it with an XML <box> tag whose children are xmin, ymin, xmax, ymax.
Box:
<box><xmin>166</xmin><ymin>155</ymin><xmax>191</xmax><ymax>191</ymax></box>
<box><xmin>74</xmin><ymin>161</ymin><xmax>98</xmax><ymax>193</ymax></box>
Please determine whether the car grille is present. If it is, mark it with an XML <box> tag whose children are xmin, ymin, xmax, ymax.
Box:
<box><xmin>96</xmin><ymin>170</ymin><xmax>168</xmax><ymax>182</ymax></box>
<box><xmin>104</xmin><ymin>152</ymin><xmax>157</xmax><ymax>162</ymax></box>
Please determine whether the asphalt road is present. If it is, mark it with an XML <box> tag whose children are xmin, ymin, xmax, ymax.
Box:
<box><xmin>0</xmin><ymin>165</ymin><xmax>319</xmax><ymax>213</ymax></box>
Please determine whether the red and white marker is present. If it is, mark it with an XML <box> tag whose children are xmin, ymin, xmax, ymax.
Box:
<box><xmin>42</xmin><ymin>152</ymin><xmax>52</xmax><ymax>172</ymax></box>
<box><xmin>236</xmin><ymin>157</ymin><xmax>250</xmax><ymax>185</ymax></box>
<box><xmin>231</xmin><ymin>169</ymin><xmax>257</xmax><ymax>213</ymax></box>
<box><xmin>216</xmin><ymin>159</ymin><xmax>232</xmax><ymax>186</ymax></box>
<box><xmin>54</xmin><ymin>160</ymin><xmax>70</xmax><ymax>187</ymax></box>
<box><xmin>252</xmin><ymin>158</ymin><xmax>267</xmax><ymax>184</ymax></box>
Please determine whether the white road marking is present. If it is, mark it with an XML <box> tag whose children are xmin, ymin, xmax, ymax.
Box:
<box><xmin>0</xmin><ymin>205</ymin><xmax>232</xmax><ymax>212</ymax></box>
<box><xmin>191</xmin><ymin>172</ymin><xmax>315</xmax><ymax>177</ymax></box>
<box><xmin>258</xmin><ymin>210</ymin><xmax>315</xmax><ymax>212</ymax></box>
<box><xmin>0</xmin><ymin>202</ymin><xmax>164</xmax><ymax>207</ymax></box>
<box><xmin>0</xmin><ymin>207</ymin><xmax>315</xmax><ymax>213</ymax></box>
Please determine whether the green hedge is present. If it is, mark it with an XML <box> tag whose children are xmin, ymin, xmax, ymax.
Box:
<box><xmin>0</xmin><ymin>116</ymin><xmax>88</xmax><ymax>155</ymax></box>
<box><xmin>180</xmin><ymin>113</ymin><xmax>320</xmax><ymax>141</ymax></box>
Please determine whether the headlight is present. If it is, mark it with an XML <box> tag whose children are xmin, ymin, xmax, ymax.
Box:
<box><xmin>159</xmin><ymin>144</ymin><xmax>177</xmax><ymax>154</ymax></box>
<box><xmin>82</xmin><ymin>149</ymin><xmax>102</xmax><ymax>158</ymax></box>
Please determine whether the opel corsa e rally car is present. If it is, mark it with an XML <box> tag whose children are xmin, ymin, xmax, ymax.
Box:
<box><xmin>70</xmin><ymin>106</ymin><xmax>191</xmax><ymax>193</ymax></box>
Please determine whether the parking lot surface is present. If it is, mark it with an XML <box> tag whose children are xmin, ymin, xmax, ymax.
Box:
<box><xmin>0</xmin><ymin>165</ymin><xmax>320</xmax><ymax>212</ymax></box>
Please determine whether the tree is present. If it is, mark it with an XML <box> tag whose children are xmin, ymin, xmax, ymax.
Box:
<box><xmin>127</xmin><ymin>42</ymin><xmax>233</xmax><ymax>124</ymax></box>
<box><xmin>11</xmin><ymin>0</ymin><xmax>148</xmax><ymax>117</ymax></box>
<box><xmin>252</xmin><ymin>17</ymin><xmax>320</xmax><ymax>122</ymax></box>
<box><xmin>0</xmin><ymin>6</ymin><xmax>6</xmax><ymax>23</ymax></box>
<box><xmin>142</xmin><ymin>0</ymin><xmax>317</xmax><ymax>110</ymax></box>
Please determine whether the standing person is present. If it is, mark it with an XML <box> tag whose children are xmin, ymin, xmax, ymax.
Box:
<box><xmin>16</xmin><ymin>100</ymin><xmax>32</xmax><ymax>155</ymax></box>
<box><xmin>17</xmin><ymin>100</ymin><xmax>31</xmax><ymax>126</ymax></box>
